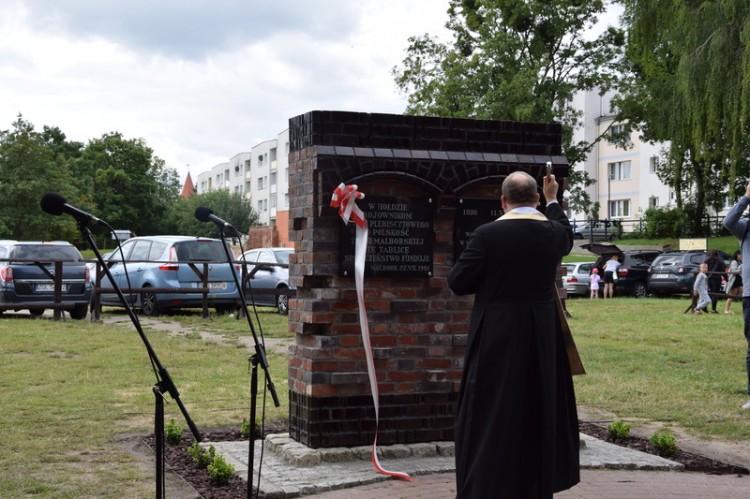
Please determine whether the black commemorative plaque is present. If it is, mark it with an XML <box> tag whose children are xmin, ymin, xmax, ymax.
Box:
<box><xmin>454</xmin><ymin>198</ymin><xmax>502</xmax><ymax>259</ymax></box>
<box><xmin>340</xmin><ymin>195</ymin><xmax>434</xmax><ymax>277</ymax></box>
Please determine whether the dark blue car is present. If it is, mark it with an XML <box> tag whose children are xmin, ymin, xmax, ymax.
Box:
<box><xmin>0</xmin><ymin>240</ymin><xmax>92</xmax><ymax>319</ymax></box>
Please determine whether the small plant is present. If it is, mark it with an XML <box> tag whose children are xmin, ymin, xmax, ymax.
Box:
<box><xmin>207</xmin><ymin>454</ymin><xmax>235</xmax><ymax>485</ymax></box>
<box><xmin>240</xmin><ymin>417</ymin><xmax>262</xmax><ymax>439</ymax></box>
<box><xmin>240</xmin><ymin>418</ymin><xmax>251</xmax><ymax>438</ymax></box>
<box><xmin>606</xmin><ymin>420</ymin><xmax>631</xmax><ymax>441</ymax></box>
<box><xmin>164</xmin><ymin>418</ymin><xmax>183</xmax><ymax>445</ymax></box>
<box><xmin>649</xmin><ymin>430</ymin><xmax>678</xmax><ymax>457</ymax></box>
<box><xmin>188</xmin><ymin>442</ymin><xmax>216</xmax><ymax>469</ymax></box>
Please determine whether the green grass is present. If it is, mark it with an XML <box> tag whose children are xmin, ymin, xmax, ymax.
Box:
<box><xmin>2</xmin><ymin>297</ymin><xmax>750</xmax><ymax>495</ymax></box>
<box><xmin>568</xmin><ymin>296</ymin><xmax>750</xmax><ymax>439</ymax></box>
<box><xmin>0</xmin><ymin>307</ymin><xmax>290</xmax><ymax>497</ymax></box>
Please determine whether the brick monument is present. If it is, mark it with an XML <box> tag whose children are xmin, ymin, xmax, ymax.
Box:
<box><xmin>286</xmin><ymin>111</ymin><xmax>568</xmax><ymax>448</ymax></box>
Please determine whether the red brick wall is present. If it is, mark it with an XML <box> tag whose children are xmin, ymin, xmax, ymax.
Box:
<box><xmin>286</xmin><ymin>111</ymin><xmax>566</xmax><ymax>448</ymax></box>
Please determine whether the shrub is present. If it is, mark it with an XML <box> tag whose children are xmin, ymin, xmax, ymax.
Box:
<box><xmin>240</xmin><ymin>418</ymin><xmax>251</xmax><ymax>438</ymax></box>
<box><xmin>207</xmin><ymin>454</ymin><xmax>235</xmax><ymax>485</ymax></box>
<box><xmin>164</xmin><ymin>418</ymin><xmax>183</xmax><ymax>445</ymax></box>
<box><xmin>240</xmin><ymin>416</ymin><xmax>262</xmax><ymax>439</ymax></box>
<box><xmin>188</xmin><ymin>442</ymin><xmax>216</xmax><ymax>469</ymax></box>
<box><xmin>606</xmin><ymin>420</ymin><xmax>631</xmax><ymax>440</ymax></box>
<box><xmin>649</xmin><ymin>430</ymin><xmax>678</xmax><ymax>457</ymax></box>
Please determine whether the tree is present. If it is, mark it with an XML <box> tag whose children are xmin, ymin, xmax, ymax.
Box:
<box><xmin>72</xmin><ymin>133</ymin><xmax>181</xmax><ymax>237</ymax></box>
<box><xmin>170</xmin><ymin>190</ymin><xmax>259</xmax><ymax>240</ymax></box>
<box><xmin>617</xmin><ymin>0</ymin><xmax>750</xmax><ymax>231</ymax></box>
<box><xmin>392</xmin><ymin>0</ymin><xmax>625</xmax><ymax>213</ymax></box>
<box><xmin>0</xmin><ymin>116</ymin><xmax>81</xmax><ymax>241</ymax></box>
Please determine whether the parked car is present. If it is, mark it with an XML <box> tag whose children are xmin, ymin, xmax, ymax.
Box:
<box><xmin>0</xmin><ymin>240</ymin><xmax>92</xmax><ymax>319</ymax></box>
<box><xmin>97</xmin><ymin>236</ymin><xmax>241</xmax><ymax>316</ymax></box>
<box><xmin>583</xmin><ymin>243</ymin><xmax>662</xmax><ymax>298</ymax></box>
<box><xmin>562</xmin><ymin>261</ymin><xmax>597</xmax><ymax>297</ymax></box>
<box><xmin>572</xmin><ymin>221</ymin><xmax>618</xmax><ymax>241</ymax></box>
<box><xmin>241</xmin><ymin>247</ymin><xmax>294</xmax><ymax>314</ymax></box>
<box><xmin>647</xmin><ymin>250</ymin><xmax>730</xmax><ymax>296</ymax></box>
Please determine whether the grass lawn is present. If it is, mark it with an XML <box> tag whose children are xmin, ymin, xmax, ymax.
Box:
<box><xmin>568</xmin><ymin>295</ymin><xmax>750</xmax><ymax>440</ymax></box>
<box><xmin>1</xmin><ymin>296</ymin><xmax>749</xmax><ymax>495</ymax></box>
<box><xmin>0</xmin><ymin>307</ymin><xmax>289</xmax><ymax>497</ymax></box>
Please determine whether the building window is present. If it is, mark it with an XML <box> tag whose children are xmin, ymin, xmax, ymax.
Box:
<box><xmin>649</xmin><ymin>196</ymin><xmax>659</xmax><ymax>208</ymax></box>
<box><xmin>608</xmin><ymin>161</ymin><xmax>631</xmax><ymax>181</ymax></box>
<box><xmin>609</xmin><ymin>199</ymin><xmax>631</xmax><ymax>218</ymax></box>
<box><xmin>610</xmin><ymin>124</ymin><xmax>625</xmax><ymax>137</ymax></box>
<box><xmin>257</xmin><ymin>176</ymin><xmax>265</xmax><ymax>190</ymax></box>
<box><xmin>258</xmin><ymin>154</ymin><xmax>264</xmax><ymax>166</ymax></box>
<box><xmin>649</xmin><ymin>156</ymin><xmax>659</xmax><ymax>174</ymax></box>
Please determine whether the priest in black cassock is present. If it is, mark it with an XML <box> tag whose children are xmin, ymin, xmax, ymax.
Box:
<box><xmin>448</xmin><ymin>170</ymin><xmax>579</xmax><ymax>498</ymax></box>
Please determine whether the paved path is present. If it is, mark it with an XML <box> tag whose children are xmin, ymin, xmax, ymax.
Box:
<box><xmin>205</xmin><ymin>432</ymin><xmax>749</xmax><ymax>498</ymax></box>
<box><xmin>303</xmin><ymin>470</ymin><xmax>750</xmax><ymax>498</ymax></box>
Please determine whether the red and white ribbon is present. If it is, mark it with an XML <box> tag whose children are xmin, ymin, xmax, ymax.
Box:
<box><xmin>330</xmin><ymin>183</ymin><xmax>412</xmax><ymax>482</ymax></box>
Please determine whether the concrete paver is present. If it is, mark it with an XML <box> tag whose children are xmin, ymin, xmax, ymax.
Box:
<box><xmin>205</xmin><ymin>431</ymin><xmax>748</xmax><ymax>498</ymax></box>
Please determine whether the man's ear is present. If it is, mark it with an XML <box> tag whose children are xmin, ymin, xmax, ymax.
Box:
<box><xmin>501</xmin><ymin>195</ymin><xmax>508</xmax><ymax>212</ymax></box>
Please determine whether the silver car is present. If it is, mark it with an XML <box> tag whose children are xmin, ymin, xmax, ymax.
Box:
<box><xmin>98</xmin><ymin>236</ymin><xmax>241</xmax><ymax>316</ymax></box>
<box><xmin>241</xmin><ymin>247</ymin><xmax>294</xmax><ymax>314</ymax></box>
<box><xmin>573</xmin><ymin>222</ymin><xmax>617</xmax><ymax>241</ymax></box>
<box><xmin>562</xmin><ymin>261</ymin><xmax>597</xmax><ymax>297</ymax></box>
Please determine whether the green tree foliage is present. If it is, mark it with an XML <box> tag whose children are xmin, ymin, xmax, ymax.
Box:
<box><xmin>392</xmin><ymin>0</ymin><xmax>625</xmax><ymax>213</ymax></box>
<box><xmin>0</xmin><ymin>116</ymin><xmax>82</xmax><ymax>241</ymax></box>
<box><xmin>170</xmin><ymin>190</ymin><xmax>259</xmax><ymax>240</ymax></box>
<box><xmin>617</xmin><ymin>0</ymin><xmax>750</xmax><ymax>232</ymax></box>
<box><xmin>72</xmin><ymin>132</ymin><xmax>181</xmax><ymax>237</ymax></box>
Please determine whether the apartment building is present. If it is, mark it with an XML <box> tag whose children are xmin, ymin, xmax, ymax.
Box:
<box><xmin>196</xmin><ymin>128</ymin><xmax>290</xmax><ymax>244</ymax></box>
<box><xmin>570</xmin><ymin>90</ymin><xmax>672</xmax><ymax>225</ymax></box>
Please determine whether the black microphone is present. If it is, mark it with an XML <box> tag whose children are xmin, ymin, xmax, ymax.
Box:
<box><xmin>195</xmin><ymin>206</ymin><xmax>231</xmax><ymax>227</ymax></box>
<box><xmin>40</xmin><ymin>193</ymin><xmax>102</xmax><ymax>225</ymax></box>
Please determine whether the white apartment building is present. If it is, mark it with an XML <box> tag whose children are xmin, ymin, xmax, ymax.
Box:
<box><xmin>196</xmin><ymin>128</ymin><xmax>290</xmax><ymax>228</ymax></box>
<box><xmin>570</xmin><ymin>90</ymin><xmax>672</xmax><ymax>226</ymax></box>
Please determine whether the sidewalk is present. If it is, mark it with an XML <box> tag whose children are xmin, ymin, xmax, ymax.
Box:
<box><xmin>205</xmin><ymin>432</ymin><xmax>749</xmax><ymax>498</ymax></box>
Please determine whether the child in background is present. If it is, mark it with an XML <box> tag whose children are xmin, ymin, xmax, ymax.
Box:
<box><xmin>589</xmin><ymin>268</ymin><xmax>601</xmax><ymax>299</ymax></box>
<box><xmin>693</xmin><ymin>263</ymin><xmax>711</xmax><ymax>315</ymax></box>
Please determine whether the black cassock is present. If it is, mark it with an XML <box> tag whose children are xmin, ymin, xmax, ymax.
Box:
<box><xmin>448</xmin><ymin>203</ymin><xmax>580</xmax><ymax>498</ymax></box>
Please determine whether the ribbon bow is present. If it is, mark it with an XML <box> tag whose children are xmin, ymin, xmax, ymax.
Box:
<box><xmin>330</xmin><ymin>183</ymin><xmax>412</xmax><ymax>482</ymax></box>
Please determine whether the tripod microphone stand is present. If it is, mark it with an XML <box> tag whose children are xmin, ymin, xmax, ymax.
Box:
<box><xmin>214</xmin><ymin>224</ymin><xmax>280</xmax><ymax>499</ymax></box>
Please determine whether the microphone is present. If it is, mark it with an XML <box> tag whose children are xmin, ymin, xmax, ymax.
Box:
<box><xmin>40</xmin><ymin>193</ymin><xmax>102</xmax><ymax>225</ymax></box>
<box><xmin>195</xmin><ymin>206</ymin><xmax>231</xmax><ymax>227</ymax></box>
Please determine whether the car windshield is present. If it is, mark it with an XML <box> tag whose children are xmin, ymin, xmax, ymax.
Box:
<box><xmin>174</xmin><ymin>240</ymin><xmax>228</xmax><ymax>262</ymax></box>
<box><xmin>9</xmin><ymin>245</ymin><xmax>82</xmax><ymax>261</ymax></box>
<box><xmin>653</xmin><ymin>255</ymin><xmax>682</xmax><ymax>266</ymax></box>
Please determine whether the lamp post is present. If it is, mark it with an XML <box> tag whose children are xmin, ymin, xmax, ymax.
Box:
<box><xmin>607</xmin><ymin>173</ymin><xmax>613</xmax><ymax>219</ymax></box>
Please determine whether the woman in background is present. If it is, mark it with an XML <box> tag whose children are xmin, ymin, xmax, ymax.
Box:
<box><xmin>725</xmin><ymin>250</ymin><xmax>743</xmax><ymax>314</ymax></box>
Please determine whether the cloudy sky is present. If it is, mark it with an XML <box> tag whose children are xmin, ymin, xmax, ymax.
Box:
<box><xmin>1</xmin><ymin>0</ymin><xmax>455</xmax><ymax>182</ymax></box>
<box><xmin>1</xmin><ymin>1</ymin><xmax>621</xmax><ymax>184</ymax></box>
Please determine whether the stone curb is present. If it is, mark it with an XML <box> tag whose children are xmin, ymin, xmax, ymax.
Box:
<box><xmin>204</xmin><ymin>432</ymin><xmax>682</xmax><ymax>498</ymax></box>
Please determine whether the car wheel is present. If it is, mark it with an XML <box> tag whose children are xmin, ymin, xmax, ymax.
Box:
<box><xmin>69</xmin><ymin>304</ymin><xmax>88</xmax><ymax>320</ymax></box>
<box><xmin>140</xmin><ymin>287</ymin><xmax>160</xmax><ymax>316</ymax></box>
<box><xmin>632</xmin><ymin>281</ymin><xmax>648</xmax><ymax>298</ymax></box>
<box><xmin>277</xmin><ymin>287</ymin><xmax>289</xmax><ymax>315</ymax></box>
<box><xmin>29</xmin><ymin>308</ymin><xmax>45</xmax><ymax>317</ymax></box>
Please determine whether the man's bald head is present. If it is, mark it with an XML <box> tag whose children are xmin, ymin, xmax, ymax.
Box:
<box><xmin>502</xmin><ymin>171</ymin><xmax>539</xmax><ymax>208</ymax></box>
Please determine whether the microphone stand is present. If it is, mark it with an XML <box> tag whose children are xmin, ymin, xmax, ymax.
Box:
<box><xmin>76</xmin><ymin>222</ymin><xmax>202</xmax><ymax>498</ymax></box>
<box><xmin>215</xmin><ymin>225</ymin><xmax>279</xmax><ymax>499</ymax></box>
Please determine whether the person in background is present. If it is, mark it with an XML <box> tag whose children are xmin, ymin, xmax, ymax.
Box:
<box><xmin>723</xmin><ymin>183</ymin><xmax>750</xmax><ymax>410</ymax></box>
<box><xmin>448</xmin><ymin>170</ymin><xmax>579</xmax><ymax>498</ymax></box>
<box><xmin>602</xmin><ymin>254</ymin><xmax>621</xmax><ymax>299</ymax></box>
<box><xmin>705</xmin><ymin>249</ymin><xmax>725</xmax><ymax>313</ymax></box>
<box><xmin>693</xmin><ymin>263</ymin><xmax>711</xmax><ymax>315</ymax></box>
<box><xmin>725</xmin><ymin>250</ymin><xmax>743</xmax><ymax>314</ymax></box>
<box><xmin>590</xmin><ymin>267</ymin><xmax>601</xmax><ymax>299</ymax></box>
